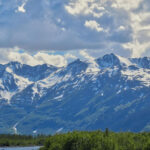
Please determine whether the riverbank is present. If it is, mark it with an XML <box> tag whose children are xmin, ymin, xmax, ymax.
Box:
<box><xmin>0</xmin><ymin>146</ymin><xmax>41</xmax><ymax>150</ymax></box>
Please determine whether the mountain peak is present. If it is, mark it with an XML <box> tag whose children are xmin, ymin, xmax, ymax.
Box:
<box><xmin>6</xmin><ymin>61</ymin><xmax>23</xmax><ymax>72</ymax></box>
<box><xmin>103</xmin><ymin>53</ymin><xmax>119</xmax><ymax>62</ymax></box>
<box><xmin>96</xmin><ymin>53</ymin><xmax>121</xmax><ymax>68</ymax></box>
<box><xmin>131</xmin><ymin>57</ymin><xmax>150</xmax><ymax>69</ymax></box>
<box><xmin>65</xmin><ymin>59</ymin><xmax>88</xmax><ymax>75</ymax></box>
<box><xmin>7</xmin><ymin>61</ymin><xmax>22</xmax><ymax>66</ymax></box>
<box><xmin>68</xmin><ymin>59</ymin><xmax>88</xmax><ymax>68</ymax></box>
<box><xmin>1</xmin><ymin>54</ymin><xmax>150</xmax><ymax>134</ymax></box>
<box><xmin>103</xmin><ymin>53</ymin><xmax>118</xmax><ymax>58</ymax></box>
<box><xmin>68</xmin><ymin>59</ymin><xmax>82</xmax><ymax>65</ymax></box>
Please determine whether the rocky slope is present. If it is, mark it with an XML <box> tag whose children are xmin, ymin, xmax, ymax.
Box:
<box><xmin>1</xmin><ymin>53</ymin><xmax>150</xmax><ymax>134</ymax></box>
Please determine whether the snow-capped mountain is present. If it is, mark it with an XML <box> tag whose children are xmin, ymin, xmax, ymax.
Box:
<box><xmin>1</xmin><ymin>53</ymin><xmax>150</xmax><ymax>134</ymax></box>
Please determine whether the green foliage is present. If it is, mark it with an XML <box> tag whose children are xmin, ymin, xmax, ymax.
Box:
<box><xmin>144</xmin><ymin>140</ymin><xmax>150</xmax><ymax>150</ymax></box>
<box><xmin>105</xmin><ymin>128</ymin><xmax>109</xmax><ymax>137</ymax></box>
<box><xmin>0</xmin><ymin>134</ymin><xmax>48</xmax><ymax>147</ymax></box>
<box><xmin>41</xmin><ymin>130</ymin><xmax>150</xmax><ymax>150</ymax></box>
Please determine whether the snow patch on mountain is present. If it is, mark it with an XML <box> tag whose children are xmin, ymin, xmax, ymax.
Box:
<box><xmin>121</xmin><ymin>69</ymin><xmax>150</xmax><ymax>86</ymax></box>
<box><xmin>14</xmin><ymin>73</ymin><xmax>33</xmax><ymax>90</ymax></box>
<box><xmin>6</xmin><ymin>67</ymin><xmax>13</xmax><ymax>73</ymax></box>
<box><xmin>38</xmin><ymin>73</ymin><xmax>62</xmax><ymax>88</ymax></box>
<box><xmin>86</xmin><ymin>60</ymin><xmax>100</xmax><ymax>74</ymax></box>
<box><xmin>0</xmin><ymin>90</ymin><xmax>15</xmax><ymax>103</ymax></box>
<box><xmin>54</xmin><ymin>94</ymin><xmax>63</xmax><ymax>101</ymax></box>
<box><xmin>1</xmin><ymin>54</ymin><xmax>150</xmax><ymax>104</ymax></box>
<box><xmin>117</xmin><ymin>55</ymin><xmax>132</xmax><ymax>66</ymax></box>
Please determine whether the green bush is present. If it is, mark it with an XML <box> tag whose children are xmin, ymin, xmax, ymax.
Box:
<box><xmin>41</xmin><ymin>130</ymin><xmax>150</xmax><ymax>150</ymax></box>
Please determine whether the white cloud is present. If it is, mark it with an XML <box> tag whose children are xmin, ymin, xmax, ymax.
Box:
<box><xmin>123</xmin><ymin>9</ymin><xmax>150</xmax><ymax>57</ymax></box>
<box><xmin>65</xmin><ymin>0</ymin><xmax>105</xmax><ymax>18</ymax></box>
<box><xmin>9</xmin><ymin>52</ymin><xmax>38</xmax><ymax>65</ymax></box>
<box><xmin>64</xmin><ymin>53</ymin><xmax>77</xmax><ymax>63</ymax></box>
<box><xmin>109</xmin><ymin>0</ymin><xmax>150</xmax><ymax>57</ymax></box>
<box><xmin>118</xmin><ymin>26</ymin><xmax>126</xmax><ymax>31</ymax></box>
<box><xmin>65</xmin><ymin>0</ymin><xmax>150</xmax><ymax>57</ymax></box>
<box><xmin>84</xmin><ymin>20</ymin><xmax>104</xmax><ymax>32</ymax></box>
<box><xmin>33</xmin><ymin>52</ymin><xmax>67</xmax><ymax>67</ymax></box>
<box><xmin>111</xmin><ymin>0</ymin><xmax>142</xmax><ymax>10</ymax></box>
<box><xmin>16</xmin><ymin>0</ymin><xmax>28</xmax><ymax>13</ymax></box>
<box><xmin>80</xmin><ymin>50</ymin><xmax>95</xmax><ymax>61</ymax></box>
<box><xmin>80</xmin><ymin>50</ymin><xmax>100</xmax><ymax>72</ymax></box>
<box><xmin>123</xmin><ymin>40</ymin><xmax>150</xmax><ymax>57</ymax></box>
<box><xmin>0</xmin><ymin>48</ymin><xmax>67</xmax><ymax>67</ymax></box>
<box><xmin>65</xmin><ymin>53</ymin><xmax>77</xmax><ymax>59</ymax></box>
<box><xmin>1</xmin><ymin>0</ymin><xmax>150</xmax><ymax>58</ymax></box>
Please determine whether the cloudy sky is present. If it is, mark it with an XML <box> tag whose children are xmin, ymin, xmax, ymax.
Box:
<box><xmin>0</xmin><ymin>0</ymin><xmax>150</xmax><ymax>66</ymax></box>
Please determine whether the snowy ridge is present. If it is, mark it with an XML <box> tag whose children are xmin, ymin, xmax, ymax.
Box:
<box><xmin>1</xmin><ymin>54</ymin><xmax>150</xmax><ymax>134</ymax></box>
<box><xmin>0</xmin><ymin>54</ymin><xmax>150</xmax><ymax>104</ymax></box>
<box><xmin>117</xmin><ymin>55</ymin><xmax>132</xmax><ymax>66</ymax></box>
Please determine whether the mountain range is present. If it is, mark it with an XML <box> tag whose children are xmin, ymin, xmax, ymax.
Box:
<box><xmin>0</xmin><ymin>53</ymin><xmax>150</xmax><ymax>134</ymax></box>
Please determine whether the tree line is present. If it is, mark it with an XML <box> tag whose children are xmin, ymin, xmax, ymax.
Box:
<box><xmin>0</xmin><ymin>134</ymin><xmax>48</xmax><ymax>147</ymax></box>
<box><xmin>40</xmin><ymin>129</ymin><xmax>150</xmax><ymax>150</ymax></box>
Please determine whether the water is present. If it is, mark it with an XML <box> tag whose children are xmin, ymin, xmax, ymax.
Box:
<box><xmin>0</xmin><ymin>146</ymin><xmax>41</xmax><ymax>150</ymax></box>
